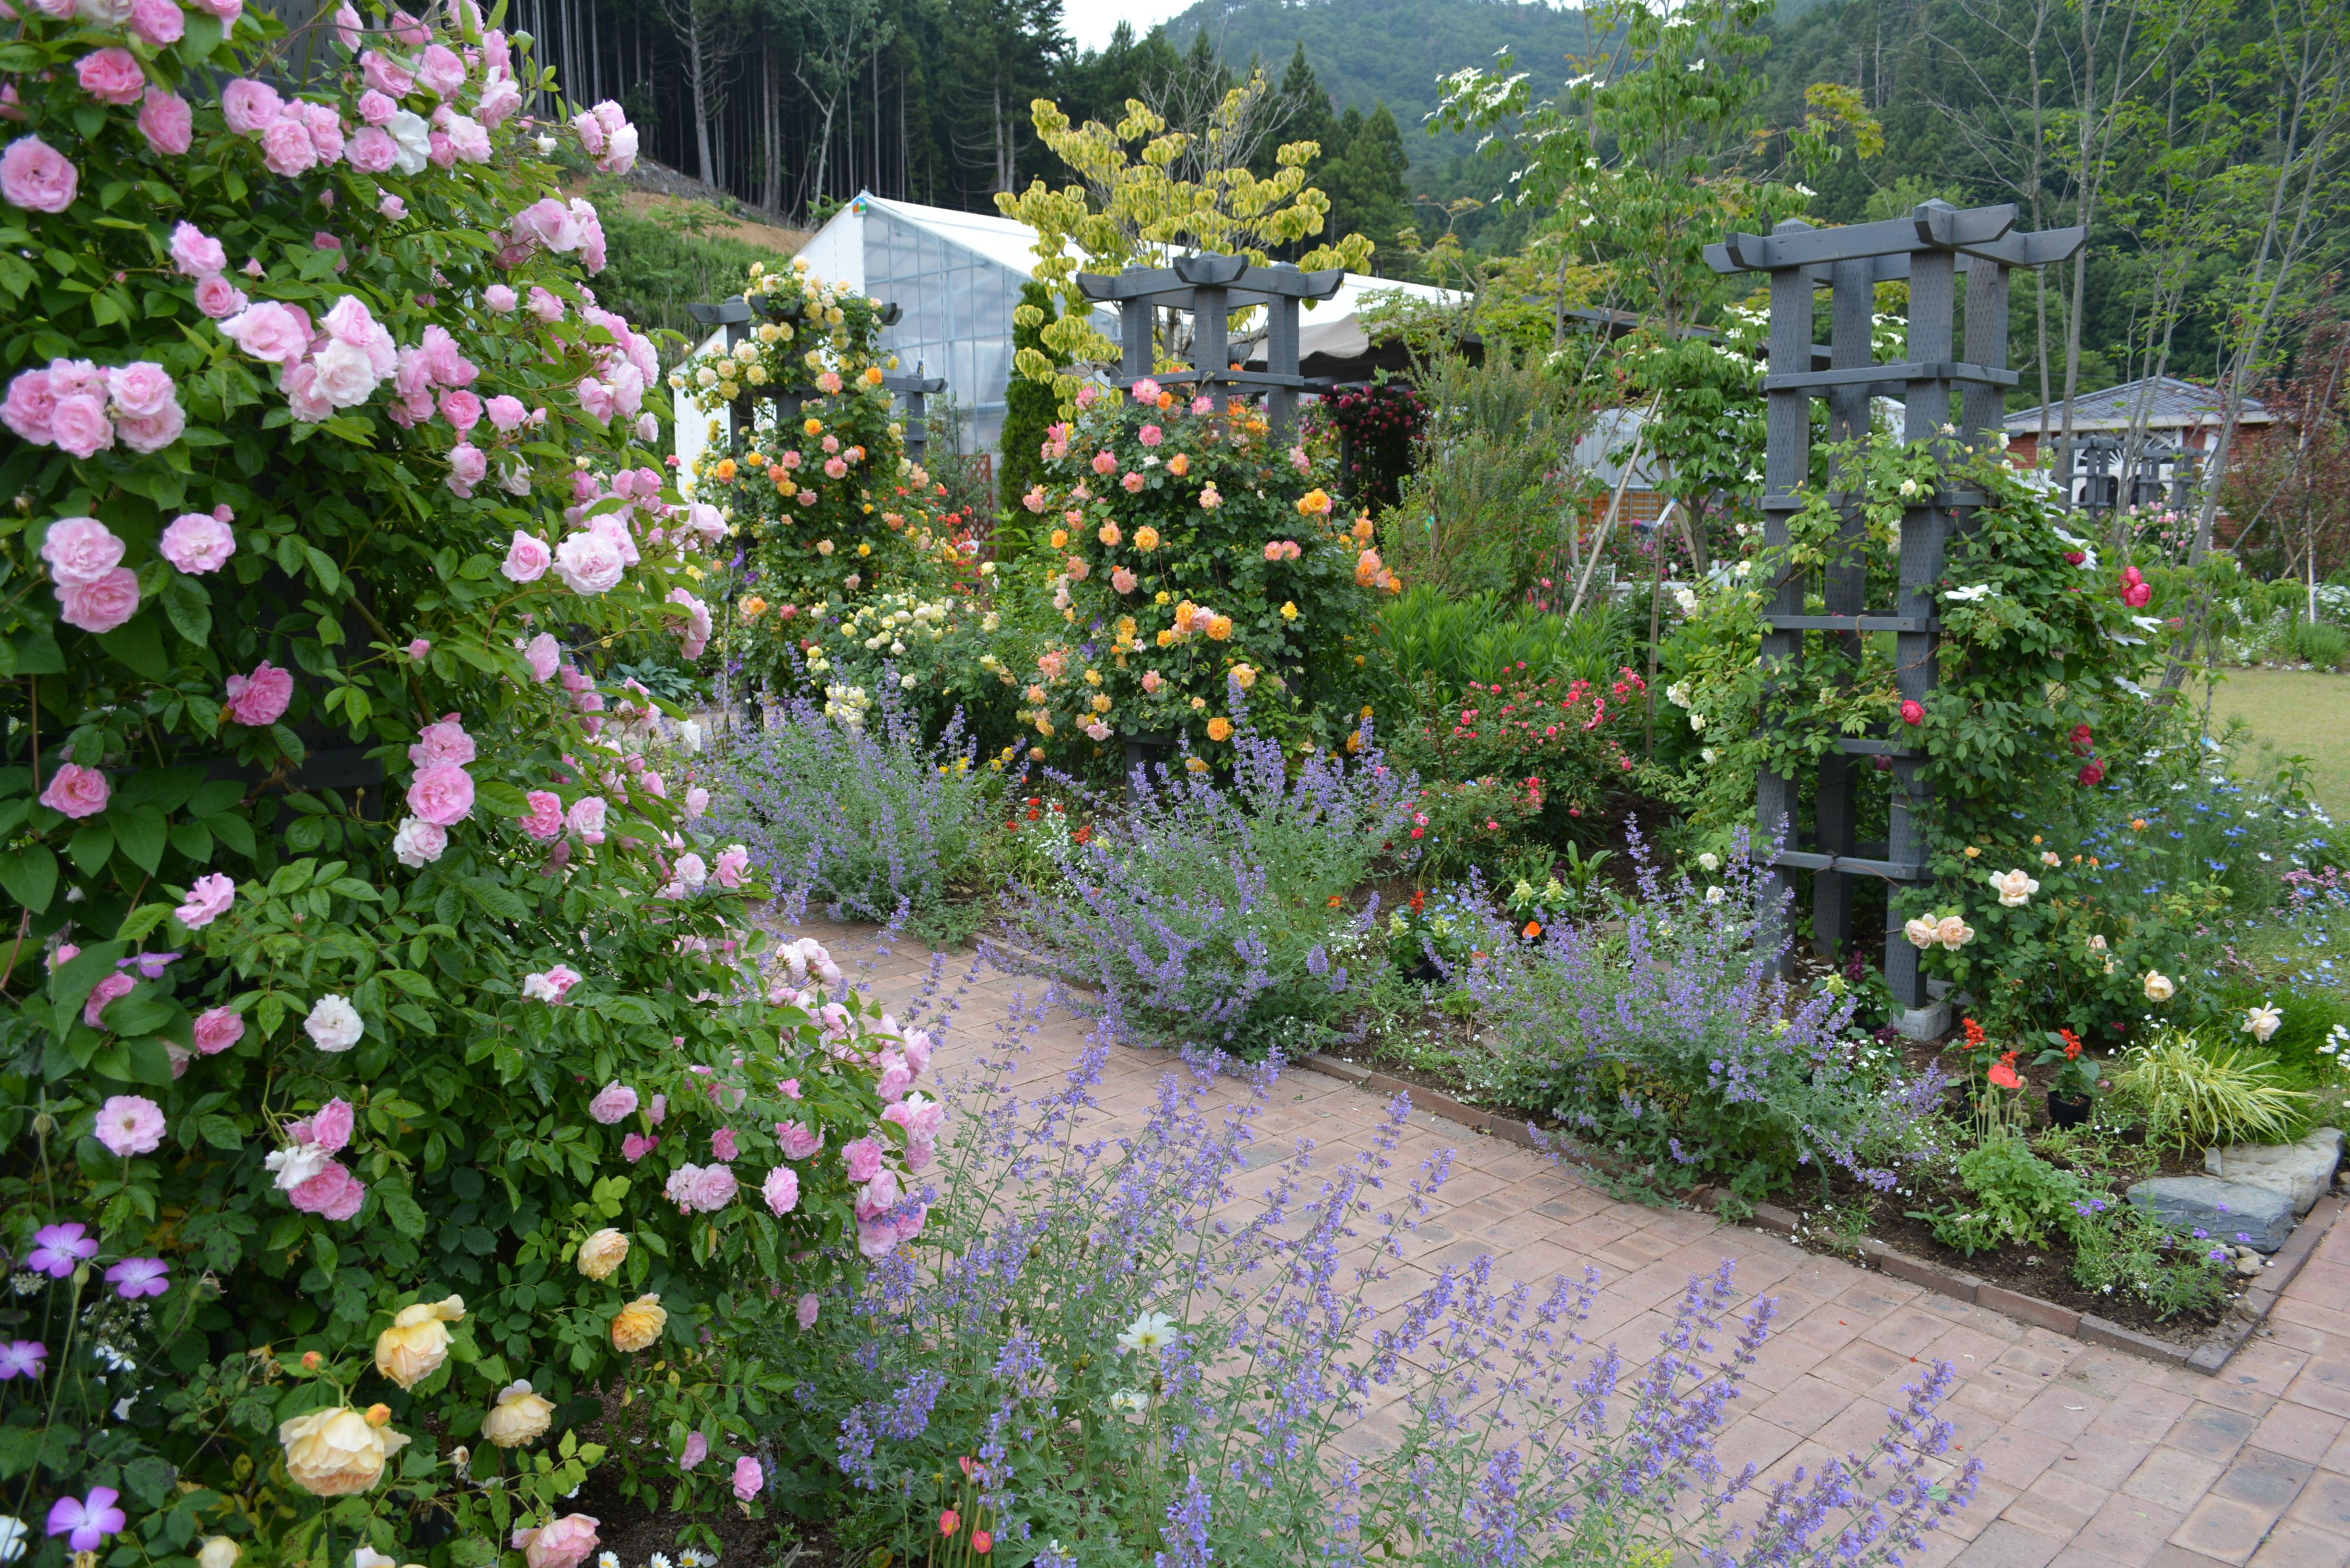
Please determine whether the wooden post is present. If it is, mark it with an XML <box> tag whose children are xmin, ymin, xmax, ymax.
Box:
<box><xmin>1813</xmin><ymin>256</ymin><xmax>1873</xmax><ymax>958</ymax></box>
<box><xmin>1758</xmin><ymin>221</ymin><xmax>1815</xmax><ymax>966</ymax></box>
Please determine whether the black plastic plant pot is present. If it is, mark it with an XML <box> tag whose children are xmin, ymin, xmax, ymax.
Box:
<box><xmin>2046</xmin><ymin>1090</ymin><xmax>2093</xmax><ymax>1129</ymax></box>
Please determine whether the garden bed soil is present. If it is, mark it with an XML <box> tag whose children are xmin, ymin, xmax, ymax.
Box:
<box><xmin>570</xmin><ymin>1454</ymin><xmax>835</xmax><ymax>1568</ymax></box>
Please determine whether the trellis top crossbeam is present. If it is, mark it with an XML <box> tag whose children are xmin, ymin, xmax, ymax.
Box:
<box><xmin>1074</xmin><ymin>254</ymin><xmax>1345</xmax><ymax>306</ymax></box>
<box><xmin>1706</xmin><ymin>201</ymin><xmax>2086</xmax><ymax>278</ymax></box>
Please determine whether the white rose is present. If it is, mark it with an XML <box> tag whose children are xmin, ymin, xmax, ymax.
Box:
<box><xmin>197</xmin><ymin>1539</ymin><xmax>241</xmax><ymax>1568</ymax></box>
<box><xmin>1903</xmin><ymin>916</ymin><xmax>1939</xmax><ymax>950</ymax></box>
<box><xmin>1988</xmin><ymin>869</ymin><xmax>2040</xmax><ymax>907</ymax></box>
<box><xmin>391</xmin><ymin>816</ymin><xmax>448</xmax><ymax>868</ymax></box>
<box><xmin>305</xmin><ymin>993</ymin><xmax>364</xmax><ymax>1052</ymax></box>
<box><xmin>1697</xmin><ymin>852</ymin><xmax>1721</xmax><ymax>873</ymax></box>
<box><xmin>2144</xmin><ymin>972</ymin><xmax>2176</xmax><ymax>1003</ymax></box>
<box><xmin>309</xmin><ymin>339</ymin><xmax>382</xmax><ymax>408</ymax></box>
<box><xmin>2243</xmin><ymin>1005</ymin><xmax>2282</xmax><ymax>1043</ymax></box>
<box><xmin>386</xmin><ymin>111</ymin><xmax>433</xmax><ymax>176</ymax></box>
<box><xmin>552</xmin><ymin>531</ymin><xmax>627</xmax><ymax>595</ymax></box>
<box><xmin>264</xmin><ymin>1140</ymin><xmax>331</xmax><ymax>1192</ymax></box>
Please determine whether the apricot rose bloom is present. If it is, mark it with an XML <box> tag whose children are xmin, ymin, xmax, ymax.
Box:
<box><xmin>514</xmin><ymin>1515</ymin><xmax>601</xmax><ymax>1568</ymax></box>
<box><xmin>576</xmin><ymin>1227</ymin><xmax>629</xmax><ymax>1280</ymax></box>
<box><xmin>373</xmin><ymin>1293</ymin><xmax>465</xmax><ymax>1389</ymax></box>
<box><xmin>481</xmin><ymin>1379</ymin><xmax>556</xmax><ymax>1447</ymax></box>
<box><xmin>278</xmin><ymin>1406</ymin><xmax>411</xmax><ymax>1495</ymax></box>
<box><xmin>610</xmin><ymin>1293</ymin><xmax>666</xmax><ymax>1352</ymax></box>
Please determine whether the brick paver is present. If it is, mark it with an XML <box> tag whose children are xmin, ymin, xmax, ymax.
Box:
<box><xmin>803</xmin><ymin>919</ymin><xmax>2350</xmax><ymax>1567</ymax></box>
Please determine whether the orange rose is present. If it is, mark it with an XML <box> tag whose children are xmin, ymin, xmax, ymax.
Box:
<box><xmin>1206</xmin><ymin>717</ymin><xmax>1234</xmax><ymax>742</ymax></box>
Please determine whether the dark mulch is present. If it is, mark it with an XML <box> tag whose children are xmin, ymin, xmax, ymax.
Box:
<box><xmin>568</xmin><ymin>1459</ymin><xmax>841</xmax><ymax>1568</ymax></box>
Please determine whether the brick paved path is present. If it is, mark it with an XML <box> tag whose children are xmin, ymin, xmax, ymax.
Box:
<box><xmin>805</xmin><ymin>919</ymin><xmax>2350</xmax><ymax>1568</ymax></box>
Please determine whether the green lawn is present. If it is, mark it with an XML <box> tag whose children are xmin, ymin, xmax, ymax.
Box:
<box><xmin>2198</xmin><ymin>668</ymin><xmax>2350</xmax><ymax>818</ymax></box>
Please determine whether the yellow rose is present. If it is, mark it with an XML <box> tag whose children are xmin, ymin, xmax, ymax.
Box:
<box><xmin>482</xmin><ymin>1380</ymin><xmax>555</xmax><ymax>1448</ymax></box>
<box><xmin>1166</xmin><ymin>455</ymin><xmax>1188</xmax><ymax>478</ymax></box>
<box><xmin>1206</xmin><ymin>717</ymin><xmax>1234</xmax><ymax>742</ymax></box>
<box><xmin>740</xmin><ymin>596</ymin><xmax>768</xmax><ymax>620</ymax></box>
<box><xmin>373</xmin><ymin>1294</ymin><xmax>465</xmax><ymax>1390</ymax></box>
<box><xmin>577</xmin><ymin>1228</ymin><xmax>629</xmax><ymax>1281</ymax></box>
<box><xmin>1050</xmin><ymin>528</ymin><xmax>1069</xmax><ymax>549</ymax></box>
<box><xmin>1280</xmin><ymin>601</ymin><xmax>1299</xmax><ymax>621</ymax></box>
<box><xmin>712</xmin><ymin>458</ymin><xmax>737</xmax><ymax>481</ymax></box>
<box><xmin>803</xmin><ymin>417</ymin><xmax>824</xmax><ymax>437</ymax></box>
<box><xmin>610</xmin><ymin>1294</ymin><xmax>666</xmax><ymax>1353</ymax></box>
<box><xmin>1206</xmin><ymin>615</ymin><xmax>1233</xmax><ymax>642</ymax></box>
<box><xmin>863</xmin><ymin>365</ymin><xmax>885</xmax><ymax>385</ymax></box>
<box><xmin>1097</xmin><ymin>522</ymin><xmax>1121</xmax><ymax>546</ymax></box>
<box><xmin>1135</xmin><ymin>525</ymin><xmax>1161</xmax><ymax>550</ymax></box>
<box><xmin>1297</xmin><ymin>488</ymin><xmax>1332</xmax><ymax>516</ymax></box>
<box><xmin>1091</xmin><ymin>694</ymin><xmax>1111</xmax><ymax>713</ymax></box>
<box><xmin>278</xmin><ymin>1406</ymin><xmax>410</xmax><ymax>1496</ymax></box>
<box><xmin>1231</xmin><ymin>665</ymin><xmax>1257</xmax><ymax>689</ymax></box>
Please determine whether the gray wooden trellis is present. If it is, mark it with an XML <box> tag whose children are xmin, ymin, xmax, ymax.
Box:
<box><xmin>683</xmin><ymin>296</ymin><xmax>948</xmax><ymax>460</ymax></box>
<box><xmin>1705</xmin><ymin>201</ymin><xmax>2085</xmax><ymax>1030</ymax></box>
<box><xmin>1074</xmin><ymin>253</ymin><xmax>1344</xmax><ymax>437</ymax></box>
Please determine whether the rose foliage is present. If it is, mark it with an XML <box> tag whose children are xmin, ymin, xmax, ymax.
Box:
<box><xmin>0</xmin><ymin>7</ymin><xmax>928</xmax><ymax>1568</ymax></box>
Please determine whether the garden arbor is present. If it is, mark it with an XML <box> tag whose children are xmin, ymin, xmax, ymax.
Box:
<box><xmin>685</xmin><ymin>295</ymin><xmax>950</xmax><ymax>460</ymax></box>
<box><xmin>1075</xmin><ymin>252</ymin><xmax>1344</xmax><ymax>437</ymax></box>
<box><xmin>1707</xmin><ymin>200</ymin><xmax>2084</xmax><ymax>1033</ymax></box>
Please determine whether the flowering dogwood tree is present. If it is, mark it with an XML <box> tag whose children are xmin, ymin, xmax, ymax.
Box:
<box><xmin>0</xmin><ymin>5</ymin><xmax>937</xmax><ymax>1565</ymax></box>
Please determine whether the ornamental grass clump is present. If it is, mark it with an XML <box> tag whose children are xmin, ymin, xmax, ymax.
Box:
<box><xmin>767</xmin><ymin>1010</ymin><xmax>1982</xmax><ymax>1565</ymax></box>
<box><xmin>1004</xmin><ymin>683</ymin><xmax>1412</xmax><ymax>1058</ymax></box>
<box><xmin>1470</xmin><ymin>825</ymin><xmax>1949</xmax><ymax>1201</ymax></box>
<box><xmin>0</xmin><ymin>7</ymin><xmax>941</xmax><ymax>1564</ymax></box>
<box><xmin>708</xmin><ymin>685</ymin><xmax>992</xmax><ymax>942</ymax></box>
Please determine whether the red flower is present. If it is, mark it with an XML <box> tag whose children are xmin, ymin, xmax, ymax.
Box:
<box><xmin>1962</xmin><ymin>1017</ymin><xmax>1987</xmax><ymax>1047</ymax></box>
<box><xmin>2079</xmin><ymin>759</ymin><xmax>2106</xmax><ymax>788</ymax></box>
<box><xmin>2060</xmin><ymin>1028</ymin><xmax>2083</xmax><ymax>1060</ymax></box>
<box><xmin>2070</xmin><ymin>723</ymin><xmax>2094</xmax><ymax>752</ymax></box>
<box><xmin>1987</xmin><ymin>1059</ymin><xmax>2022</xmax><ymax>1089</ymax></box>
<box><xmin>1899</xmin><ymin>699</ymin><xmax>1924</xmax><ymax>725</ymax></box>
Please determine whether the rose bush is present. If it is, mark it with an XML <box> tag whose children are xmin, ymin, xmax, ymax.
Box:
<box><xmin>0</xmin><ymin>7</ymin><xmax>928</xmax><ymax>1567</ymax></box>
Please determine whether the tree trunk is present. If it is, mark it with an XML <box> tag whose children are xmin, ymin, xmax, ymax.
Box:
<box><xmin>689</xmin><ymin>5</ymin><xmax>714</xmax><ymax>187</ymax></box>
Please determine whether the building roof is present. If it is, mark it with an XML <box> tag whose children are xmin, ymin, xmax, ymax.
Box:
<box><xmin>2005</xmin><ymin>375</ymin><xmax>2271</xmax><ymax>434</ymax></box>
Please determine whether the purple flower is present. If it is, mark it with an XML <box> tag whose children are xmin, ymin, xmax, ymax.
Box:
<box><xmin>118</xmin><ymin>951</ymin><xmax>181</xmax><ymax>979</ymax></box>
<box><xmin>0</xmin><ymin>1339</ymin><xmax>46</xmax><ymax>1380</ymax></box>
<box><xmin>47</xmin><ymin>1488</ymin><xmax>125</xmax><ymax>1551</ymax></box>
<box><xmin>27</xmin><ymin>1222</ymin><xmax>97</xmax><ymax>1277</ymax></box>
<box><xmin>106</xmin><ymin>1257</ymin><xmax>169</xmax><ymax>1299</ymax></box>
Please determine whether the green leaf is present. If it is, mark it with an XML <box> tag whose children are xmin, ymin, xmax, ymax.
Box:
<box><xmin>124</xmin><ymin>1036</ymin><xmax>177</xmax><ymax>1085</ymax></box>
<box><xmin>162</xmin><ymin>572</ymin><xmax>213</xmax><ymax>647</ymax></box>
<box><xmin>114</xmin><ymin>903</ymin><xmax>174</xmax><ymax>941</ymax></box>
<box><xmin>188</xmin><ymin>780</ymin><xmax>246</xmax><ymax>818</ymax></box>
<box><xmin>97</xmin><ymin>615</ymin><xmax>172</xmax><ymax>681</ymax></box>
<box><xmin>381</xmin><ymin>1180</ymin><xmax>428</xmax><ymax>1239</ymax></box>
<box><xmin>178</xmin><ymin>10</ymin><xmax>223</xmax><ymax>61</ymax></box>
<box><xmin>474</xmin><ymin>780</ymin><xmax>531</xmax><ymax>816</ymax></box>
<box><xmin>65</xmin><ymin>821</ymin><xmax>115</xmax><ymax>877</ymax></box>
<box><xmin>11</xmin><ymin>630</ymin><xmax>64</xmax><ymax>675</ymax></box>
<box><xmin>114</xmin><ymin>805</ymin><xmax>168</xmax><ymax>873</ymax></box>
<box><xmin>198</xmin><ymin>1113</ymin><xmax>244</xmax><ymax>1150</ymax></box>
<box><xmin>210</xmin><ymin>813</ymin><xmax>257</xmax><ymax>858</ymax></box>
<box><xmin>462</xmin><ymin>877</ymin><xmax>531</xmax><ymax>921</ymax></box>
<box><xmin>0</xmin><ymin>844</ymin><xmax>58</xmax><ymax>914</ymax></box>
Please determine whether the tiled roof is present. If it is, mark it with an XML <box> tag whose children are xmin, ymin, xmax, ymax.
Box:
<box><xmin>2005</xmin><ymin>375</ymin><xmax>2271</xmax><ymax>432</ymax></box>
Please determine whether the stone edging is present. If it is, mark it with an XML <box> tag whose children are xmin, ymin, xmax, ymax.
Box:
<box><xmin>1289</xmin><ymin>1051</ymin><xmax>2341</xmax><ymax>1375</ymax></box>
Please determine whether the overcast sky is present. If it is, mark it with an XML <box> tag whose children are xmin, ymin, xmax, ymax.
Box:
<box><xmin>1059</xmin><ymin>0</ymin><xmax>1207</xmax><ymax>53</ymax></box>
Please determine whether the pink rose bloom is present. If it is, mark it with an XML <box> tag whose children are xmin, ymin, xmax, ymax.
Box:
<box><xmin>1122</xmin><ymin>471</ymin><xmax>1146</xmax><ymax>493</ymax></box>
<box><xmin>218</xmin><ymin>301</ymin><xmax>312</xmax><ymax>366</ymax></box>
<box><xmin>406</xmin><ymin>638</ymin><xmax>430</xmax><ymax>661</ymax></box>
<box><xmin>417</xmin><ymin>43</ymin><xmax>466</xmax><ymax>96</ymax></box>
<box><xmin>875</xmin><ymin>1056</ymin><xmax>914</xmax><ymax>1104</ymax></box>
<box><xmin>193</xmin><ymin>274</ymin><xmax>248</xmax><ymax>319</ymax></box>
<box><xmin>1</xmin><ymin>136</ymin><xmax>77</xmax><ymax>214</ymax></box>
<box><xmin>515</xmin><ymin>1518</ymin><xmax>599</xmax><ymax>1568</ymax></box>
<box><xmin>1090</xmin><ymin>449</ymin><xmax>1118</xmax><ymax>475</ymax></box>
<box><xmin>288</xmin><ymin>1097</ymin><xmax>353</xmax><ymax>1154</ymax></box>
<box><xmin>355</xmin><ymin>88</ymin><xmax>396</xmax><ymax>124</ymax></box>
<box><xmin>50</xmin><ymin>393</ymin><xmax>113</xmax><ymax>459</ymax></box>
<box><xmin>76</xmin><ymin>50</ymin><xmax>147</xmax><ymax>107</ymax></box>
<box><xmin>360</xmin><ymin>50</ymin><xmax>414</xmax><ymax>98</ymax></box>
<box><xmin>678</xmin><ymin>1432</ymin><xmax>707</xmax><ymax>1470</ymax></box>
<box><xmin>519</xmin><ymin>789</ymin><xmax>564</xmax><ymax>839</ymax></box>
<box><xmin>567</xmin><ymin>795</ymin><xmax>607</xmax><ymax>845</ymax></box>
<box><xmin>190</xmin><ymin>0</ymin><xmax>243</xmax><ymax>19</ymax></box>
<box><xmin>41</xmin><ymin>516</ymin><xmax>124</xmax><ymax>585</ymax></box>
<box><xmin>95</xmin><ymin>1093</ymin><xmax>166</xmax><ymax>1156</ymax></box>
<box><xmin>126</xmin><ymin>0</ymin><xmax>186</xmax><ymax>41</ymax></box>
<box><xmin>777</xmin><ymin>1122</ymin><xmax>823</xmax><ymax>1160</ymax></box>
<box><xmin>512</xmin><ymin>197</ymin><xmax>580</xmax><ymax>253</ymax></box>
<box><xmin>445</xmin><ymin>115</ymin><xmax>490</xmax><ymax>163</ymax></box>
<box><xmin>175</xmin><ymin>872</ymin><xmax>236</xmax><ymax>929</ymax></box>
<box><xmin>649</xmin><ymin>1093</ymin><xmax>666</xmax><ymax>1125</ymax></box>
<box><xmin>685</xmin><ymin>786</ymin><xmax>710</xmax><ymax>819</ymax></box>
<box><xmin>223</xmin><ymin>662</ymin><xmax>294</xmax><ymax>727</ymax></box>
<box><xmin>478</xmin><ymin>71</ymin><xmax>522</xmax><ymax>127</ymax></box>
<box><xmin>524</xmin><ymin>631</ymin><xmax>560</xmax><ymax>683</ymax></box>
<box><xmin>588</xmin><ymin>1082</ymin><xmax>638</xmax><ymax>1124</ymax></box>
<box><xmin>2</xmin><ymin>368</ymin><xmax>54</xmax><ymax>442</ymax></box>
<box><xmin>797</xmin><ymin>1293</ymin><xmax>820</xmax><ymax>1329</ymax></box>
<box><xmin>762</xmin><ymin>1166</ymin><xmax>799</xmax><ymax>1216</ymax></box>
<box><xmin>521</xmin><ymin>965</ymin><xmax>581</xmax><ymax>1004</ymax></box>
<box><xmin>194</xmin><ymin>1006</ymin><xmax>245</xmax><ymax>1054</ymax></box>
<box><xmin>259</xmin><ymin>116</ymin><xmax>318</xmax><ymax>176</ymax></box>
<box><xmin>503</xmin><ymin>531</ymin><xmax>552</xmax><ymax>583</ymax></box>
<box><xmin>713</xmin><ymin>846</ymin><xmax>750</xmax><ymax>889</ymax></box>
<box><xmin>289</xmin><ymin>1161</ymin><xmax>365</xmax><ymax>1219</ymax></box>
<box><xmin>407</xmin><ymin>763</ymin><xmax>475</xmax><ymax>828</ymax></box>
<box><xmin>345</xmin><ymin>125</ymin><xmax>397</xmax><ymax>173</ymax></box>
<box><xmin>486</xmin><ymin>393</ymin><xmax>527</xmax><ymax>431</ymax></box>
<box><xmin>160</xmin><ymin>511</ymin><xmax>235</xmax><ymax>572</ymax></box>
<box><xmin>528</xmin><ymin>286</ymin><xmax>565</xmax><ymax>323</ymax></box>
<box><xmin>441</xmin><ymin>388</ymin><xmax>482</xmax><ymax>431</ymax></box>
<box><xmin>39</xmin><ymin>762</ymin><xmax>108</xmax><ymax>818</ymax></box>
<box><xmin>139</xmin><ymin>88</ymin><xmax>194</xmax><ymax>155</ymax></box>
<box><xmin>84</xmin><ymin>972</ymin><xmax>136</xmax><ymax>1030</ymax></box>
<box><xmin>552</xmin><ymin>531</ymin><xmax>625</xmax><ymax>595</ymax></box>
<box><xmin>221</xmin><ymin>78</ymin><xmax>282</xmax><ymax>134</ymax></box>
<box><xmin>114</xmin><ymin>401</ymin><xmax>185</xmax><ymax>456</ymax></box>
<box><xmin>1139</xmin><ymin>423</ymin><xmax>1164</xmax><ymax>446</ymax></box>
<box><xmin>57</xmin><ymin>568</ymin><xmax>140</xmax><ymax>632</ymax></box>
<box><xmin>863</xmin><ymin>1167</ymin><xmax>902</xmax><ymax>1212</ymax></box>
<box><xmin>1111</xmin><ymin>567</ymin><xmax>1138</xmax><ymax>594</ymax></box>
<box><xmin>168</xmin><ymin>222</ymin><xmax>227</xmax><ymax>279</ymax></box>
<box><xmin>410</xmin><ymin>714</ymin><xmax>476</xmax><ymax>767</ymax></box>
<box><xmin>377</xmin><ymin>193</ymin><xmax>405</xmax><ymax>220</ymax></box>
<box><xmin>710</xmin><ymin>1126</ymin><xmax>739</xmax><ymax>1161</ymax></box>
<box><xmin>732</xmin><ymin>1457</ymin><xmax>763</xmax><ymax>1502</ymax></box>
<box><xmin>840</xmin><ymin>1135</ymin><xmax>884</xmax><ymax>1184</ymax></box>
<box><xmin>664</xmin><ymin>1162</ymin><xmax>736</xmax><ymax>1213</ymax></box>
<box><xmin>107</xmin><ymin>362</ymin><xmax>177</xmax><ymax>420</ymax></box>
<box><xmin>621</xmin><ymin>1133</ymin><xmax>658</xmax><ymax>1162</ymax></box>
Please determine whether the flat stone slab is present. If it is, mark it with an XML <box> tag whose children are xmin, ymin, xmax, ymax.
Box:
<box><xmin>2128</xmin><ymin>1174</ymin><xmax>2296</xmax><ymax>1252</ymax></box>
<box><xmin>2205</xmin><ymin>1126</ymin><xmax>2344</xmax><ymax>1216</ymax></box>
